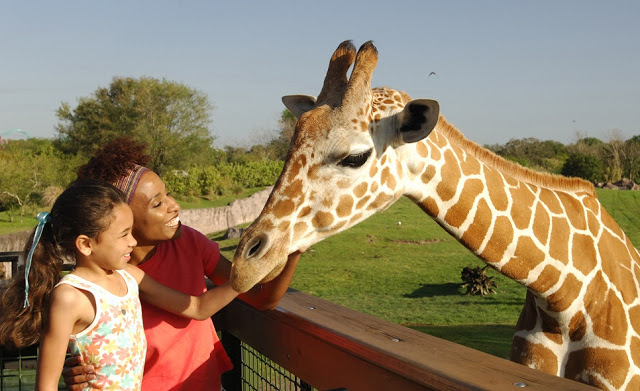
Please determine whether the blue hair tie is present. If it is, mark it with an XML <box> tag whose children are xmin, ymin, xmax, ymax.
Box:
<box><xmin>23</xmin><ymin>212</ymin><xmax>51</xmax><ymax>308</ymax></box>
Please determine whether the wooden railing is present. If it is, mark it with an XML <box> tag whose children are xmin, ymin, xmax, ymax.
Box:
<box><xmin>214</xmin><ymin>290</ymin><xmax>597</xmax><ymax>391</ymax></box>
<box><xmin>0</xmin><ymin>251</ymin><xmax>597</xmax><ymax>390</ymax></box>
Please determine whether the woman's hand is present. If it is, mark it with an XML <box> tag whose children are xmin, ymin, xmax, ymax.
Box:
<box><xmin>61</xmin><ymin>355</ymin><xmax>102</xmax><ymax>390</ymax></box>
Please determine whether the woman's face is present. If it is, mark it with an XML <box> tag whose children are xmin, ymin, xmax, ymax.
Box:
<box><xmin>129</xmin><ymin>171</ymin><xmax>181</xmax><ymax>246</ymax></box>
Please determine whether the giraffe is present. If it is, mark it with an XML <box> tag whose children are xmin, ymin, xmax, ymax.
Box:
<box><xmin>229</xmin><ymin>41</ymin><xmax>640</xmax><ymax>390</ymax></box>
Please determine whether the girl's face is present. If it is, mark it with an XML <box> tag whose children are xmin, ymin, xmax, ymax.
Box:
<box><xmin>129</xmin><ymin>171</ymin><xmax>181</xmax><ymax>247</ymax></box>
<box><xmin>90</xmin><ymin>203</ymin><xmax>137</xmax><ymax>270</ymax></box>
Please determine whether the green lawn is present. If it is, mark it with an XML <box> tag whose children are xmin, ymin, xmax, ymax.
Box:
<box><xmin>212</xmin><ymin>189</ymin><xmax>640</xmax><ymax>359</ymax></box>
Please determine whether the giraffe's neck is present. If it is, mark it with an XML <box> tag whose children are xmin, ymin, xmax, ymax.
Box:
<box><xmin>403</xmin><ymin>118</ymin><xmax>596</xmax><ymax>299</ymax></box>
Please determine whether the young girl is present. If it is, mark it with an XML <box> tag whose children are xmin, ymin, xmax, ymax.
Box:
<box><xmin>0</xmin><ymin>179</ymin><xmax>239</xmax><ymax>391</ymax></box>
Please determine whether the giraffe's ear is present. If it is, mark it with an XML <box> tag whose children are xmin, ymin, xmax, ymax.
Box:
<box><xmin>395</xmin><ymin>99</ymin><xmax>440</xmax><ymax>144</ymax></box>
<box><xmin>282</xmin><ymin>95</ymin><xmax>317</xmax><ymax>119</ymax></box>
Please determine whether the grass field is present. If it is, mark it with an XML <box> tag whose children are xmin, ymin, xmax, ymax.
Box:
<box><xmin>212</xmin><ymin>188</ymin><xmax>640</xmax><ymax>359</ymax></box>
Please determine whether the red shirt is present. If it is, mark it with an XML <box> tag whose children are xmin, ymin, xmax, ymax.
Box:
<box><xmin>137</xmin><ymin>225</ymin><xmax>233</xmax><ymax>390</ymax></box>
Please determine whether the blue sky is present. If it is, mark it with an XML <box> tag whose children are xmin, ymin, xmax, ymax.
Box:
<box><xmin>1</xmin><ymin>1</ymin><xmax>638</xmax><ymax>147</ymax></box>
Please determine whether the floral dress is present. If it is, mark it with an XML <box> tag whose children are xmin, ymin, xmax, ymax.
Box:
<box><xmin>56</xmin><ymin>270</ymin><xmax>147</xmax><ymax>391</ymax></box>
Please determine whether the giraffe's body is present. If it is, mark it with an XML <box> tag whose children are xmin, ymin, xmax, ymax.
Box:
<box><xmin>230</xmin><ymin>41</ymin><xmax>640</xmax><ymax>390</ymax></box>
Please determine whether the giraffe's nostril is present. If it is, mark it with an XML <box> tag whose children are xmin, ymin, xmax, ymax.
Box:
<box><xmin>247</xmin><ymin>239</ymin><xmax>262</xmax><ymax>258</ymax></box>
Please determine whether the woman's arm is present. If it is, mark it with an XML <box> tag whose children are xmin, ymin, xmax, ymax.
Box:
<box><xmin>209</xmin><ymin>251</ymin><xmax>303</xmax><ymax>310</ymax></box>
<box><xmin>36</xmin><ymin>286</ymin><xmax>82</xmax><ymax>391</ymax></box>
<box><xmin>125</xmin><ymin>264</ymin><xmax>239</xmax><ymax>320</ymax></box>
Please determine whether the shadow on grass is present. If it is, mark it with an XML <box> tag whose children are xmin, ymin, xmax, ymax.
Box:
<box><xmin>406</xmin><ymin>323</ymin><xmax>515</xmax><ymax>359</ymax></box>
<box><xmin>220</xmin><ymin>245</ymin><xmax>239</xmax><ymax>253</ymax></box>
<box><xmin>404</xmin><ymin>282</ymin><xmax>462</xmax><ymax>298</ymax></box>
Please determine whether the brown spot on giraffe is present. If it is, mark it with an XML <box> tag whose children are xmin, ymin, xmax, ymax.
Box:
<box><xmin>436</xmin><ymin>150</ymin><xmax>461</xmax><ymax>202</ymax></box>
<box><xmin>510</xmin><ymin>184</ymin><xmax>536</xmax><ymax>230</ymax></box>
<box><xmin>631</xmin><ymin>337</ymin><xmax>640</xmax><ymax>368</ymax></box>
<box><xmin>502</xmin><ymin>236</ymin><xmax>545</xmax><ymax>281</ymax></box>
<box><xmin>586</xmin><ymin>212</ymin><xmax>600</xmax><ymax>237</ymax></box>
<box><xmin>568</xmin><ymin>311</ymin><xmax>587</xmax><ymax>342</ymax></box>
<box><xmin>416</xmin><ymin>142</ymin><xmax>428</xmax><ymax>158</ymax></box>
<box><xmin>539</xmin><ymin>309</ymin><xmax>563</xmax><ymax>345</ymax></box>
<box><xmin>549</xmin><ymin>217</ymin><xmax>570</xmax><ymax>264</ymax></box>
<box><xmin>312</xmin><ymin>211</ymin><xmax>334</xmax><ymax>229</ymax></box>
<box><xmin>336</xmin><ymin>194</ymin><xmax>354</xmax><ymax>218</ymax></box>
<box><xmin>558</xmin><ymin>193</ymin><xmax>587</xmax><ymax>231</ymax></box>
<box><xmin>571</xmin><ymin>233</ymin><xmax>597</xmax><ymax>275</ymax></box>
<box><xmin>426</xmin><ymin>140</ymin><xmax>441</xmax><ymax>161</ymax></box>
<box><xmin>584</xmin><ymin>271</ymin><xmax>628</xmax><ymax>345</ymax></box>
<box><xmin>539</xmin><ymin>188</ymin><xmax>563</xmax><ymax>215</ymax></box>
<box><xmin>532</xmin><ymin>205</ymin><xmax>550</xmax><ymax>246</ymax></box>
<box><xmin>600</xmin><ymin>229</ymin><xmax>638</xmax><ymax>305</ymax></box>
<box><xmin>298</xmin><ymin>206</ymin><xmax>312</xmax><ymax>218</ymax></box>
<box><xmin>418</xmin><ymin>196</ymin><xmax>439</xmax><ymax>217</ymax></box>
<box><xmin>353</xmin><ymin>182</ymin><xmax>368</xmax><ymax>199</ymax></box>
<box><xmin>381</xmin><ymin>167</ymin><xmax>397</xmax><ymax>190</ymax></box>
<box><xmin>460</xmin><ymin>153</ymin><xmax>481</xmax><ymax>176</ymax></box>
<box><xmin>565</xmin><ymin>347</ymin><xmax>629</xmax><ymax>389</ymax></box>
<box><xmin>484</xmin><ymin>167</ymin><xmax>509</xmax><ymax>212</ymax></box>
<box><xmin>461</xmin><ymin>199</ymin><xmax>493</xmax><ymax>252</ymax></box>
<box><xmin>529</xmin><ymin>265</ymin><xmax>561</xmax><ymax>294</ymax></box>
<box><xmin>420</xmin><ymin>165</ymin><xmax>436</xmax><ymax>185</ymax></box>
<box><xmin>278</xmin><ymin>221</ymin><xmax>290</xmax><ymax>231</ymax></box>
<box><xmin>367</xmin><ymin>192</ymin><xmax>392</xmax><ymax>210</ymax></box>
<box><xmin>444</xmin><ymin>179</ymin><xmax>483</xmax><ymax>228</ymax></box>
<box><xmin>629</xmin><ymin>305</ymin><xmax>640</xmax><ymax>336</ymax></box>
<box><xmin>368</xmin><ymin>163</ymin><xmax>378</xmax><ymax>178</ymax></box>
<box><xmin>273</xmin><ymin>199</ymin><xmax>295</xmax><ymax>219</ymax></box>
<box><xmin>370</xmin><ymin>181</ymin><xmax>379</xmax><ymax>193</ymax></box>
<box><xmin>511</xmin><ymin>335</ymin><xmax>559</xmax><ymax>374</ymax></box>
<box><xmin>546</xmin><ymin>273</ymin><xmax>582</xmax><ymax>312</ymax></box>
<box><xmin>356</xmin><ymin>195</ymin><xmax>371</xmax><ymax>210</ymax></box>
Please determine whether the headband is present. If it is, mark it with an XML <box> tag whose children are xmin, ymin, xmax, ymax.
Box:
<box><xmin>23</xmin><ymin>211</ymin><xmax>50</xmax><ymax>308</ymax></box>
<box><xmin>112</xmin><ymin>164</ymin><xmax>150</xmax><ymax>204</ymax></box>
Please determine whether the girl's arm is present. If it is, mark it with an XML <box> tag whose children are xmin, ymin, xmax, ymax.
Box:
<box><xmin>36</xmin><ymin>286</ymin><xmax>84</xmax><ymax>391</ymax></box>
<box><xmin>125</xmin><ymin>264</ymin><xmax>239</xmax><ymax>320</ymax></box>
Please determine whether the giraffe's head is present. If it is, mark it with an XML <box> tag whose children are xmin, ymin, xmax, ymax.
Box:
<box><xmin>230</xmin><ymin>41</ymin><xmax>440</xmax><ymax>292</ymax></box>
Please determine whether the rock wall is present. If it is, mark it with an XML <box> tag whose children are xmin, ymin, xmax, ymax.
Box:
<box><xmin>0</xmin><ymin>230</ymin><xmax>31</xmax><ymax>253</ymax></box>
<box><xmin>179</xmin><ymin>186</ymin><xmax>272</xmax><ymax>236</ymax></box>
<box><xmin>0</xmin><ymin>186</ymin><xmax>273</xmax><ymax>253</ymax></box>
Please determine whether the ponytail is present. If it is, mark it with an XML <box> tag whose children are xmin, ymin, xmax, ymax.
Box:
<box><xmin>0</xmin><ymin>223</ymin><xmax>62</xmax><ymax>348</ymax></box>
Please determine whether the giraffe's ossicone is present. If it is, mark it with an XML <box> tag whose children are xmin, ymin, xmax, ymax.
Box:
<box><xmin>230</xmin><ymin>41</ymin><xmax>640</xmax><ymax>390</ymax></box>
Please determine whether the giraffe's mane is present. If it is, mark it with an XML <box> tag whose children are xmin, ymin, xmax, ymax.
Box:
<box><xmin>435</xmin><ymin>117</ymin><xmax>596</xmax><ymax>196</ymax></box>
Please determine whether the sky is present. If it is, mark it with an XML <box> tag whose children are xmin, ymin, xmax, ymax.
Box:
<box><xmin>1</xmin><ymin>1</ymin><xmax>638</xmax><ymax>148</ymax></box>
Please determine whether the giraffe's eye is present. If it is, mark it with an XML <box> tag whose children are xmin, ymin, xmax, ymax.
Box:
<box><xmin>338</xmin><ymin>149</ymin><xmax>372</xmax><ymax>168</ymax></box>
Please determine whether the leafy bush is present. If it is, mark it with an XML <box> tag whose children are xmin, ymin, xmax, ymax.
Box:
<box><xmin>163</xmin><ymin>160</ymin><xmax>284</xmax><ymax>198</ymax></box>
<box><xmin>561</xmin><ymin>152</ymin><xmax>604</xmax><ymax>182</ymax></box>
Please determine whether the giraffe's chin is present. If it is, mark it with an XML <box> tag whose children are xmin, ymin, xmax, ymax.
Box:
<box><xmin>230</xmin><ymin>257</ymin><xmax>287</xmax><ymax>293</ymax></box>
<box><xmin>259</xmin><ymin>262</ymin><xmax>287</xmax><ymax>284</ymax></box>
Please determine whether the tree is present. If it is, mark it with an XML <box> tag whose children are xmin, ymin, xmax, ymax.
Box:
<box><xmin>487</xmin><ymin>138</ymin><xmax>567</xmax><ymax>173</ymax></box>
<box><xmin>0</xmin><ymin>139</ymin><xmax>82</xmax><ymax>221</ymax></box>
<box><xmin>561</xmin><ymin>152</ymin><xmax>604</xmax><ymax>182</ymax></box>
<box><xmin>623</xmin><ymin>135</ymin><xmax>640</xmax><ymax>181</ymax></box>
<box><xmin>54</xmin><ymin>77</ymin><xmax>216</xmax><ymax>174</ymax></box>
<box><xmin>267</xmin><ymin>109</ymin><xmax>297</xmax><ymax>160</ymax></box>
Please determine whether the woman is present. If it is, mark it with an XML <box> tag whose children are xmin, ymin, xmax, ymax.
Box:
<box><xmin>63</xmin><ymin>138</ymin><xmax>301</xmax><ymax>390</ymax></box>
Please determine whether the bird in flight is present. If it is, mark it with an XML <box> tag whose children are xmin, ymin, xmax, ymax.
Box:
<box><xmin>428</xmin><ymin>71</ymin><xmax>438</xmax><ymax>78</ymax></box>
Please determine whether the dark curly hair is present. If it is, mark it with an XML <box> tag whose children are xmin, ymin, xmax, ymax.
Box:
<box><xmin>0</xmin><ymin>180</ymin><xmax>126</xmax><ymax>349</ymax></box>
<box><xmin>76</xmin><ymin>137</ymin><xmax>151</xmax><ymax>183</ymax></box>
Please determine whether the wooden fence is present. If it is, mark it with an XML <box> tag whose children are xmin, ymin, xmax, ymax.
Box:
<box><xmin>214</xmin><ymin>290</ymin><xmax>597</xmax><ymax>391</ymax></box>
